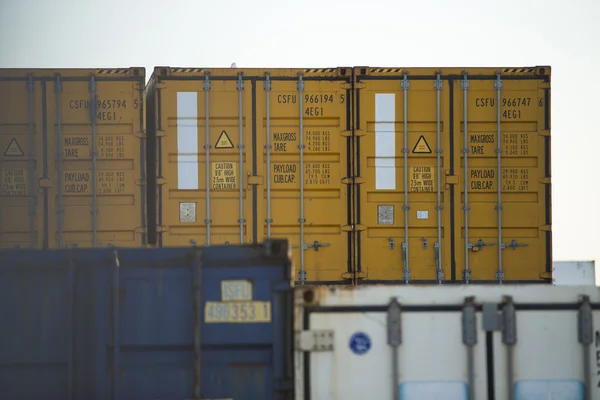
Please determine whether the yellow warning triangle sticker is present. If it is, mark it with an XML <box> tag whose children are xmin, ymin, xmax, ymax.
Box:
<box><xmin>4</xmin><ymin>138</ymin><xmax>24</xmax><ymax>156</ymax></box>
<box><xmin>214</xmin><ymin>130</ymin><xmax>234</xmax><ymax>149</ymax></box>
<box><xmin>412</xmin><ymin>135</ymin><xmax>432</xmax><ymax>154</ymax></box>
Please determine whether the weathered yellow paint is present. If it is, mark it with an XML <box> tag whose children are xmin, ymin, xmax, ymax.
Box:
<box><xmin>354</xmin><ymin>66</ymin><xmax>551</xmax><ymax>283</ymax></box>
<box><xmin>0</xmin><ymin>67</ymin><xmax>146</xmax><ymax>249</ymax></box>
<box><xmin>147</xmin><ymin>67</ymin><xmax>352</xmax><ymax>283</ymax></box>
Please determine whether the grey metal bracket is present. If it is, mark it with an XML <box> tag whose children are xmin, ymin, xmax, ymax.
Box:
<box><xmin>387</xmin><ymin>298</ymin><xmax>402</xmax><ymax>347</ymax></box>
<box><xmin>482</xmin><ymin>296</ymin><xmax>517</xmax><ymax>345</ymax></box>
<box><xmin>462</xmin><ymin>296</ymin><xmax>477</xmax><ymax>346</ymax></box>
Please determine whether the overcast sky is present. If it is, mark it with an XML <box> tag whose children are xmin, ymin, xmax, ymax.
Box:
<box><xmin>1</xmin><ymin>0</ymin><xmax>599</xmax><ymax>283</ymax></box>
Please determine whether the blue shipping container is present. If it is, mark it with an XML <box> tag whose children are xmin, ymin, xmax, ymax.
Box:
<box><xmin>0</xmin><ymin>239</ymin><xmax>294</xmax><ymax>400</ymax></box>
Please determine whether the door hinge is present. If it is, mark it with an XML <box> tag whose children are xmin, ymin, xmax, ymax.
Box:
<box><xmin>295</xmin><ymin>330</ymin><xmax>334</xmax><ymax>352</ymax></box>
<box><xmin>247</xmin><ymin>174</ymin><xmax>263</xmax><ymax>185</ymax></box>
<box><xmin>445</xmin><ymin>174</ymin><xmax>459</xmax><ymax>185</ymax></box>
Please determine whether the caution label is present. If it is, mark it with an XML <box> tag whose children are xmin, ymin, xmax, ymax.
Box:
<box><xmin>1</xmin><ymin>168</ymin><xmax>28</xmax><ymax>196</ymax></box>
<box><xmin>211</xmin><ymin>162</ymin><xmax>238</xmax><ymax>190</ymax></box>
<box><xmin>215</xmin><ymin>130</ymin><xmax>234</xmax><ymax>149</ymax></box>
<box><xmin>412</xmin><ymin>135</ymin><xmax>432</xmax><ymax>154</ymax></box>
<box><xmin>4</xmin><ymin>138</ymin><xmax>24</xmax><ymax>157</ymax></box>
<box><xmin>409</xmin><ymin>166</ymin><xmax>435</xmax><ymax>192</ymax></box>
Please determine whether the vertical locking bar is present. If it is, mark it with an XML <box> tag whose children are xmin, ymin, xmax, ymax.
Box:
<box><xmin>203</xmin><ymin>73</ymin><xmax>212</xmax><ymax>245</ymax></box>
<box><xmin>112</xmin><ymin>251</ymin><xmax>120</xmax><ymax>400</ymax></box>
<box><xmin>265</xmin><ymin>73</ymin><xmax>272</xmax><ymax>237</ymax></box>
<box><xmin>502</xmin><ymin>296</ymin><xmax>517</xmax><ymax>400</ymax></box>
<box><xmin>578</xmin><ymin>295</ymin><xmax>593</xmax><ymax>400</ymax></box>
<box><xmin>55</xmin><ymin>75</ymin><xmax>64</xmax><ymax>248</ymax></box>
<box><xmin>237</xmin><ymin>73</ymin><xmax>245</xmax><ymax>243</ymax></box>
<box><xmin>89</xmin><ymin>75</ymin><xmax>98</xmax><ymax>247</ymax></box>
<box><xmin>462</xmin><ymin>296</ymin><xmax>477</xmax><ymax>400</ymax></box>
<box><xmin>462</xmin><ymin>72</ymin><xmax>471</xmax><ymax>283</ymax></box>
<box><xmin>401</xmin><ymin>72</ymin><xmax>410</xmax><ymax>284</ymax></box>
<box><xmin>66</xmin><ymin>259</ymin><xmax>74</xmax><ymax>400</ymax></box>
<box><xmin>297</xmin><ymin>74</ymin><xmax>306</xmax><ymax>284</ymax></box>
<box><xmin>434</xmin><ymin>73</ymin><xmax>443</xmax><ymax>284</ymax></box>
<box><xmin>387</xmin><ymin>298</ymin><xmax>402</xmax><ymax>400</ymax></box>
<box><xmin>192</xmin><ymin>251</ymin><xmax>202</xmax><ymax>398</ymax></box>
<box><xmin>495</xmin><ymin>73</ymin><xmax>504</xmax><ymax>282</ymax></box>
<box><xmin>26</xmin><ymin>75</ymin><xmax>35</xmax><ymax>248</ymax></box>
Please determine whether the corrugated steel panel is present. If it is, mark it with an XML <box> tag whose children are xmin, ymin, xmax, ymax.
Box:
<box><xmin>294</xmin><ymin>283</ymin><xmax>600</xmax><ymax>400</ymax></box>
<box><xmin>147</xmin><ymin>67</ymin><xmax>353</xmax><ymax>284</ymax></box>
<box><xmin>353</xmin><ymin>66</ymin><xmax>551</xmax><ymax>283</ymax></box>
<box><xmin>0</xmin><ymin>67</ymin><xmax>147</xmax><ymax>249</ymax></box>
<box><xmin>0</xmin><ymin>239</ymin><xmax>294</xmax><ymax>399</ymax></box>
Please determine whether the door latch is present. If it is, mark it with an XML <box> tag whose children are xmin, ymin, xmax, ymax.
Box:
<box><xmin>501</xmin><ymin>239</ymin><xmax>528</xmax><ymax>250</ymax></box>
<box><xmin>421</xmin><ymin>237</ymin><xmax>428</xmax><ymax>250</ymax></box>
<box><xmin>388</xmin><ymin>238</ymin><xmax>395</xmax><ymax>250</ymax></box>
<box><xmin>303</xmin><ymin>241</ymin><xmax>331</xmax><ymax>252</ymax></box>
<box><xmin>468</xmin><ymin>239</ymin><xmax>495</xmax><ymax>252</ymax></box>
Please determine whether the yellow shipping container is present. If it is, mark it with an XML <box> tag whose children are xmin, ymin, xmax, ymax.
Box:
<box><xmin>146</xmin><ymin>67</ymin><xmax>352</xmax><ymax>283</ymax></box>
<box><xmin>354</xmin><ymin>66</ymin><xmax>551</xmax><ymax>283</ymax></box>
<box><xmin>0</xmin><ymin>67</ymin><xmax>147</xmax><ymax>249</ymax></box>
<box><xmin>145</xmin><ymin>65</ymin><xmax>551</xmax><ymax>284</ymax></box>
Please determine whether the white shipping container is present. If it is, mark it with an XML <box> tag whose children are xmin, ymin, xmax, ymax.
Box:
<box><xmin>553</xmin><ymin>261</ymin><xmax>596</xmax><ymax>286</ymax></box>
<box><xmin>294</xmin><ymin>285</ymin><xmax>600</xmax><ymax>400</ymax></box>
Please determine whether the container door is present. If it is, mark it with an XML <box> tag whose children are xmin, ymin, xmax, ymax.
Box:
<box><xmin>155</xmin><ymin>70</ymin><xmax>256</xmax><ymax>248</ymax></box>
<box><xmin>457</xmin><ymin>69</ymin><xmax>551</xmax><ymax>282</ymax></box>
<box><xmin>254</xmin><ymin>68</ymin><xmax>352</xmax><ymax>284</ymax></box>
<box><xmin>47</xmin><ymin>71</ymin><xmax>146</xmax><ymax>248</ymax></box>
<box><xmin>353</xmin><ymin>68</ymin><xmax>453</xmax><ymax>283</ymax></box>
<box><xmin>0</xmin><ymin>75</ymin><xmax>45</xmax><ymax>248</ymax></box>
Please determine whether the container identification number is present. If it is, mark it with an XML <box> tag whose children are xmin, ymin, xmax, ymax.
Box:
<box><xmin>275</xmin><ymin>92</ymin><xmax>344</xmax><ymax>118</ymax></box>
<box><xmin>474</xmin><ymin>96</ymin><xmax>542</xmax><ymax>120</ymax></box>
<box><xmin>204</xmin><ymin>301</ymin><xmax>272</xmax><ymax>323</ymax></box>
<box><xmin>68</xmin><ymin>98</ymin><xmax>138</xmax><ymax>122</ymax></box>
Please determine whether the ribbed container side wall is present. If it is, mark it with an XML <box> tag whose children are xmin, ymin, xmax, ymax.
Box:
<box><xmin>147</xmin><ymin>67</ymin><xmax>353</xmax><ymax>283</ymax></box>
<box><xmin>0</xmin><ymin>239</ymin><xmax>294</xmax><ymax>399</ymax></box>
<box><xmin>294</xmin><ymin>284</ymin><xmax>600</xmax><ymax>400</ymax></box>
<box><xmin>0</xmin><ymin>68</ymin><xmax>147</xmax><ymax>249</ymax></box>
<box><xmin>354</xmin><ymin>66</ymin><xmax>551</xmax><ymax>283</ymax></box>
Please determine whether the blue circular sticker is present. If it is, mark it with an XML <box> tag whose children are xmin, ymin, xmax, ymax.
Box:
<box><xmin>349</xmin><ymin>332</ymin><xmax>372</xmax><ymax>355</ymax></box>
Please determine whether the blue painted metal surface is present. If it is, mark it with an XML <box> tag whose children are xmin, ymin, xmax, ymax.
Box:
<box><xmin>0</xmin><ymin>239</ymin><xmax>294</xmax><ymax>399</ymax></box>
